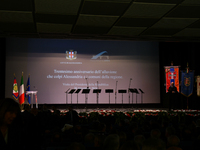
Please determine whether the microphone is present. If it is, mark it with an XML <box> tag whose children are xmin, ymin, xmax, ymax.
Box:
<box><xmin>130</xmin><ymin>78</ymin><xmax>132</xmax><ymax>80</ymax></box>
<box><xmin>33</xmin><ymin>85</ymin><xmax>37</xmax><ymax>89</ymax></box>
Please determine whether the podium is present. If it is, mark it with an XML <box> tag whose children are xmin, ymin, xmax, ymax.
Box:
<box><xmin>105</xmin><ymin>89</ymin><xmax>113</xmax><ymax>107</ymax></box>
<box><xmin>26</xmin><ymin>91</ymin><xmax>38</xmax><ymax>108</ymax></box>
<box><xmin>118</xmin><ymin>90</ymin><xmax>127</xmax><ymax>105</ymax></box>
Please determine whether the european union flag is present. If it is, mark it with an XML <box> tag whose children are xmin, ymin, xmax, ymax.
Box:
<box><xmin>181</xmin><ymin>70</ymin><xmax>194</xmax><ymax>97</ymax></box>
<box><xmin>25</xmin><ymin>75</ymin><xmax>31</xmax><ymax>104</ymax></box>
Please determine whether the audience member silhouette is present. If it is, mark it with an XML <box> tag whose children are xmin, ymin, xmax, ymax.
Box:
<box><xmin>0</xmin><ymin>98</ymin><xmax>23</xmax><ymax>150</ymax></box>
<box><xmin>151</xmin><ymin>129</ymin><xmax>161</xmax><ymax>139</ymax></box>
<box><xmin>142</xmin><ymin>138</ymin><xmax>166</xmax><ymax>150</ymax></box>
<box><xmin>167</xmin><ymin>135</ymin><xmax>182</xmax><ymax>150</ymax></box>
<box><xmin>119</xmin><ymin>140</ymin><xmax>139</xmax><ymax>150</ymax></box>
<box><xmin>65</xmin><ymin>105</ymin><xmax>79</xmax><ymax>126</ymax></box>
<box><xmin>84</xmin><ymin>133</ymin><xmax>95</xmax><ymax>150</ymax></box>
<box><xmin>102</xmin><ymin>134</ymin><xmax>120</xmax><ymax>150</ymax></box>
<box><xmin>134</xmin><ymin>134</ymin><xmax>146</xmax><ymax>149</ymax></box>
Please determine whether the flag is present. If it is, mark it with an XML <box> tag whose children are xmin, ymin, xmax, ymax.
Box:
<box><xmin>181</xmin><ymin>70</ymin><xmax>194</xmax><ymax>97</ymax></box>
<box><xmin>165</xmin><ymin>66</ymin><xmax>180</xmax><ymax>93</ymax></box>
<box><xmin>19</xmin><ymin>72</ymin><xmax>25</xmax><ymax>105</ymax></box>
<box><xmin>25</xmin><ymin>75</ymin><xmax>31</xmax><ymax>104</ymax></box>
<box><xmin>12</xmin><ymin>74</ymin><xmax>19</xmax><ymax>100</ymax></box>
<box><xmin>197</xmin><ymin>76</ymin><xmax>200</xmax><ymax>96</ymax></box>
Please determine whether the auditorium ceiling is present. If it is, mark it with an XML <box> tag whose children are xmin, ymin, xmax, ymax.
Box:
<box><xmin>1</xmin><ymin>0</ymin><xmax>200</xmax><ymax>42</ymax></box>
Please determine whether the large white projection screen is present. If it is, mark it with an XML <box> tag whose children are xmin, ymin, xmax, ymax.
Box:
<box><xmin>5</xmin><ymin>38</ymin><xmax>160</xmax><ymax>104</ymax></box>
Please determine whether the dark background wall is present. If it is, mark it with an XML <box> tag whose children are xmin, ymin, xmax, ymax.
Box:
<box><xmin>0</xmin><ymin>38</ymin><xmax>5</xmax><ymax>100</ymax></box>
<box><xmin>1</xmin><ymin>38</ymin><xmax>200</xmax><ymax>109</ymax></box>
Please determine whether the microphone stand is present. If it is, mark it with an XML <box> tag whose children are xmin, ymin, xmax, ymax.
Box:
<box><xmin>86</xmin><ymin>78</ymin><xmax>89</xmax><ymax>89</ymax></box>
<box><xmin>129</xmin><ymin>78</ymin><xmax>132</xmax><ymax>105</ymax></box>
<box><xmin>97</xmin><ymin>81</ymin><xmax>99</xmax><ymax>109</ymax></box>
<box><xmin>115</xmin><ymin>81</ymin><xmax>118</xmax><ymax>109</ymax></box>
<box><xmin>97</xmin><ymin>81</ymin><xmax>99</xmax><ymax>104</ymax></box>
<box><xmin>85</xmin><ymin>78</ymin><xmax>89</xmax><ymax>111</ymax></box>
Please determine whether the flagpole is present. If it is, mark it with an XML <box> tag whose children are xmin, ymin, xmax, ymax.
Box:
<box><xmin>13</xmin><ymin>73</ymin><xmax>16</xmax><ymax>99</ymax></box>
<box><xmin>187</xmin><ymin>62</ymin><xmax>189</xmax><ymax>110</ymax></box>
<box><xmin>25</xmin><ymin>74</ymin><xmax>31</xmax><ymax>105</ymax></box>
<box><xmin>22</xmin><ymin>71</ymin><xmax>24</xmax><ymax>110</ymax></box>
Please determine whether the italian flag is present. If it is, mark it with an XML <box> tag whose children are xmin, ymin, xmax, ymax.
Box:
<box><xmin>12</xmin><ymin>75</ymin><xmax>19</xmax><ymax>100</ymax></box>
<box><xmin>19</xmin><ymin>73</ymin><xmax>25</xmax><ymax>105</ymax></box>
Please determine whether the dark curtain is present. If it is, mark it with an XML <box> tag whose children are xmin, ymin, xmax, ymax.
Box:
<box><xmin>159</xmin><ymin>42</ymin><xmax>200</xmax><ymax>109</ymax></box>
<box><xmin>0</xmin><ymin>38</ymin><xmax>6</xmax><ymax>100</ymax></box>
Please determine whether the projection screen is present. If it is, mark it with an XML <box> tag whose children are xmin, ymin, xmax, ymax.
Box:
<box><xmin>5</xmin><ymin>38</ymin><xmax>160</xmax><ymax>104</ymax></box>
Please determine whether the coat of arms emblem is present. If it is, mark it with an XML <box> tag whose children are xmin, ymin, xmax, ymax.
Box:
<box><xmin>66</xmin><ymin>50</ymin><xmax>77</xmax><ymax>60</ymax></box>
<box><xmin>184</xmin><ymin>77</ymin><xmax>190</xmax><ymax>87</ymax></box>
